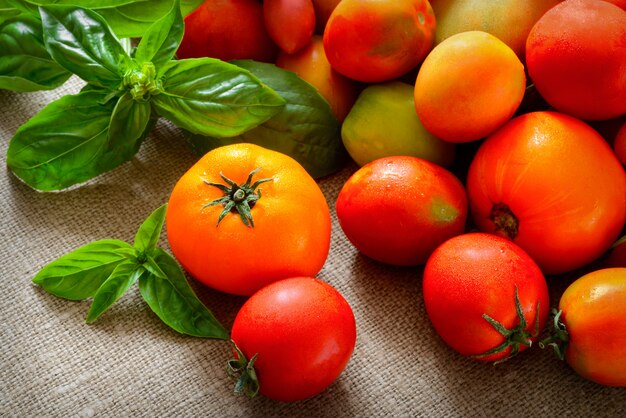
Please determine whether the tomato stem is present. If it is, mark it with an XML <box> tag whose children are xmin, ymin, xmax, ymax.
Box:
<box><xmin>471</xmin><ymin>285</ymin><xmax>540</xmax><ymax>364</ymax></box>
<box><xmin>489</xmin><ymin>202</ymin><xmax>519</xmax><ymax>240</ymax></box>
<box><xmin>227</xmin><ymin>340</ymin><xmax>260</xmax><ymax>398</ymax></box>
<box><xmin>202</xmin><ymin>167</ymin><xmax>273</xmax><ymax>227</ymax></box>
<box><xmin>538</xmin><ymin>309</ymin><xmax>568</xmax><ymax>361</ymax></box>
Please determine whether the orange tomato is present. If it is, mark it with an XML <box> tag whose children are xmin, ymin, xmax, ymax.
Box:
<box><xmin>414</xmin><ymin>31</ymin><xmax>526</xmax><ymax>143</ymax></box>
<box><xmin>552</xmin><ymin>268</ymin><xmax>626</xmax><ymax>386</ymax></box>
<box><xmin>276</xmin><ymin>35</ymin><xmax>360</xmax><ymax>122</ymax></box>
<box><xmin>166</xmin><ymin>144</ymin><xmax>331</xmax><ymax>296</ymax></box>
<box><xmin>466</xmin><ymin>111</ymin><xmax>626</xmax><ymax>275</ymax></box>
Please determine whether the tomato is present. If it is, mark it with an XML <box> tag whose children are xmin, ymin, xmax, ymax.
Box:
<box><xmin>336</xmin><ymin>156</ymin><xmax>467</xmax><ymax>266</ymax></box>
<box><xmin>423</xmin><ymin>232</ymin><xmax>550</xmax><ymax>363</ymax></box>
<box><xmin>323</xmin><ymin>0</ymin><xmax>435</xmax><ymax>82</ymax></box>
<box><xmin>229</xmin><ymin>277</ymin><xmax>357</xmax><ymax>402</ymax></box>
<box><xmin>431</xmin><ymin>0</ymin><xmax>561</xmax><ymax>61</ymax></box>
<box><xmin>341</xmin><ymin>81</ymin><xmax>455</xmax><ymax>167</ymax></box>
<box><xmin>414</xmin><ymin>30</ymin><xmax>526</xmax><ymax>143</ymax></box>
<box><xmin>165</xmin><ymin>144</ymin><xmax>331</xmax><ymax>296</ymax></box>
<box><xmin>542</xmin><ymin>268</ymin><xmax>626</xmax><ymax>386</ymax></box>
<box><xmin>466</xmin><ymin>111</ymin><xmax>626</xmax><ymax>275</ymax></box>
<box><xmin>612</xmin><ymin>121</ymin><xmax>626</xmax><ymax>166</ymax></box>
<box><xmin>176</xmin><ymin>0</ymin><xmax>278</xmax><ymax>62</ymax></box>
<box><xmin>263</xmin><ymin>0</ymin><xmax>316</xmax><ymax>54</ymax></box>
<box><xmin>276</xmin><ymin>35</ymin><xmax>359</xmax><ymax>122</ymax></box>
<box><xmin>525</xmin><ymin>0</ymin><xmax>626</xmax><ymax>120</ymax></box>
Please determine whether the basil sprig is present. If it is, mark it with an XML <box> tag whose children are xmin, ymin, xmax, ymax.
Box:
<box><xmin>33</xmin><ymin>204</ymin><xmax>229</xmax><ymax>339</ymax></box>
<box><xmin>6</xmin><ymin>1</ymin><xmax>285</xmax><ymax>191</ymax></box>
<box><xmin>0</xmin><ymin>0</ymin><xmax>204</xmax><ymax>91</ymax></box>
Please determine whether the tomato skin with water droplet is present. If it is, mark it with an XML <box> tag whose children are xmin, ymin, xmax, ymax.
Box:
<box><xmin>336</xmin><ymin>156</ymin><xmax>467</xmax><ymax>266</ymax></box>
<box><xmin>423</xmin><ymin>233</ymin><xmax>550</xmax><ymax>362</ymax></box>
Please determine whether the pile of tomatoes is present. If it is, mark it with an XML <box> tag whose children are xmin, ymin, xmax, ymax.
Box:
<box><xmin>166</xmin><ymin>0</ymin><xmax>626</xmax><ymax>402</ymax></box>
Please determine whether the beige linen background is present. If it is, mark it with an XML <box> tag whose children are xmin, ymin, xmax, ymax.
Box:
<box><xmin>1</xmin><ymin>77</ymin><xmax>625</xmax><ymax>417</ymax></box>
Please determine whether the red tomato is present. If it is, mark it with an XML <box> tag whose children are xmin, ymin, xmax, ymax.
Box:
<box><xmin>263</xmin><ymin>0</ymin><xmax>316</xmax><ymax>54</ymax></box>
<box><xmin>230</xmin><ymin>277</ymin><xmax>357</xmax><ymax>402</ymax></box>
<box><xmin>177</xmin><ymin>0</ymin><xmax>278</xmax><ymax>62</ymax></box>
<box><xmin>525</xmin><ymin>0</ymin><xmax>626</xmax><ymax>120</ymax></box>
<box><xmin>323</xmin><ymin>0</ymin><xmax>435</xmax><ymax>82</ymax></box>
<box><xmin>466</xmin><ymin>111</ymin><xmax>626</xmax><ymax>275</ymax></box>
<box><xmin>166</xmin><ymin>144</ymin><xmax>331</xmax><ymax>296</ymax></box>
<box><xmin>423</xmin><ymin>232</ymin><xmax>550</xmax><ymax>363</ymax></box>
<box><xmin>542</xmin><ymin>268</ymin><xmax>626</xmax><ymax>386</ymax></box>
<box><xmin>336</xmin><ymin>156</ymin><xmax>468</xmax><ymax>266</ymax></box>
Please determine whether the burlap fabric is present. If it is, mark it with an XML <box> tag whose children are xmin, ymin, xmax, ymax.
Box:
<box><xmin>1</xmin><ymin>76</ymin><xmax>625</xmax><ymax>417</ymax></box>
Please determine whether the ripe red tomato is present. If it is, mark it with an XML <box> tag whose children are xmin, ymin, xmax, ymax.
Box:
<box><xmin>230</xmin><ymin>277</ymin><xmax>357</xmax><ymax>402</ymax></box>
<box><xmin>323</xmin><ymin>0</ymin><xmax>435</xmax><ymax>82</ymax></box>
<box><xmin>177</xmin><ymin>0</ymin><xmax>278</xmax><ymax>62</ymax></box>
<box><xmin>166</xmin><ymin>144</ymin><xmax>331</xmax><ymax>296</ymax></box>
<box><xmin>466</xmin><ymin>111</ymin><xmax>626</xmax><ymax>275</ymax></box>
<box><xmin>263</xmin><ymin>0</ymin><xmax>316</xmax><ymax>54</ymax></box>
<box><xmin>423</xmin><ymin>232</ymin><xmax>550</xmax><ymax>363</ymax></box>
<box><xmin>336</xmin><ymin>156</ymin><xmax>468</xmax><ymax>266</ymax></box>
<box><xmin>525</xmin><ymin>0</ymin><xmax>626</xmax><ymax>120</ymax></box>
<box><xmin>541</xmin><ymin>268</ymin><xmax>626</xmax><ymax>386</ymax></box>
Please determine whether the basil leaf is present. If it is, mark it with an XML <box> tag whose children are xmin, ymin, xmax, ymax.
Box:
<box><xmin>7</xmin><ymin>90</ymin><xmax>153</xmax><ymax>191</ymax></box>
<box><xmin>134</xmin><ymin>0</ymin><xmax>182</xmax><ymax>69</ymax></box>
<box><xmin>152</xmin><ymin>58</ymin><xmax>285</xmax><ymax>137</ymax></box>
<box><xmin>0</xmin><ymin>15</ymin><xmax>71</xmax><ymax>91</ymax></box>
<box><xmin>134</xmin><ymin>204</ymin><xmax>167</xmax><ymax>253</ymax></box>
<box><xmin>85</xmin><ymin>262</ymin><xmax>143</xmax><ymax>323</ymax></box>
<box><xmin>138</xmin><ymin>249</ymin><xmax>229</xmax><ymax>339</ymax></box>
<box><xmin>33</xmin><ymin>239</ymin><xmax>133</xmax><ymax>301</ymax></box>
<box><xmin>108</xmin><ymin>91</ymin><xmax>152</xmax><ymax>151</ymax></box>
<box><xmin>187</xmin><ymin>60</ymin><xmax>348</xmax><ymax>179</ymax></box>
<box><xmin>39</xmin><ymin>5</ymin><xmax>127</xmax><ymax>89</ymax></box>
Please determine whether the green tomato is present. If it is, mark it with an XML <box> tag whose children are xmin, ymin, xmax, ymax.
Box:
<box><xmin>341</xmin><ymin>81</ymin><xmax>455</xmax><ymax>167</ymax></box>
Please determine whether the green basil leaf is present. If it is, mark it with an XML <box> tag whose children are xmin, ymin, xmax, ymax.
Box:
<box><xmin>138</xmin><ymin>249</ymin><xmax>229</xmax><ymax>339</ymax></box>
<box><xmin>108</xmin><ymin>91</ymin><xmax>152</xmax><ymax>151</ymax></box>
<box><xmin>134</xmin><ymin>0</ymin><xmax>182</xmax><ymax>69</ymax></box>
<box><xmin>94</xmin><ymin>0</ymin><xmax>199</xmax><ymax>39</ymax></box>
<box><xmin>39</xmin><ymin>4</ymin><xmax>127</xmax><ymax>89</ymax></box>
<box><xmin>85</xmin><ymin>262</ymin><xmax>143</xmax><ymax>323</ymax></box>
<box><xmin>33</xmin><ymin>239</ymin><xmax>133</xmax><ymax>300</ymax></box>
<box><xmin>134</xmin><ymin>204</ymin><xmax>167</xmax><ymax>253</ymax></box>
<box><xmin>0</xmin><ymin>15</ymin><xmax>71</xmax><ymax>91</ymax></box>
<box><xmin>7</xmin><ymin>90</ymin><xmax>154</xmax><ymax>191</ymax></box>
<box><xmin>152</xmin><ymin>58</ymin><xmax>285</xmax><ymax>137</ymax></box>
<box><xmin>187</xmin><ymin>60</ymin><xmax>348</xmax><ymax>179</ymax></box>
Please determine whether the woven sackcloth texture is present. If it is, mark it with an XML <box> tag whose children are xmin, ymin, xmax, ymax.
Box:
<box><xmin>1</xmin><ymin>76</ymin><xmax>625</xmax><ymax>417</ymax></box>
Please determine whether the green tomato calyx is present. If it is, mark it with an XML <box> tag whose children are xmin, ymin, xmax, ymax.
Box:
<box><xmin>227</xmin><ymin>340</ymin><xmax>260</xmax><ymax>398</ymax></box>
<box><xmin>538</xmin><ymin>309</ymin><xmax>569</xmax><ymax>361</ymax></box>
<box><xmin>202</xmin><ymin>167</ymin><xmax>273</xmax><ymax>228</ymax></box>
<box><xmin>471</xmin><ymin>285</ymin><xmax>541</xmax><ymax>364</ymax></box>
